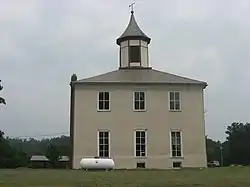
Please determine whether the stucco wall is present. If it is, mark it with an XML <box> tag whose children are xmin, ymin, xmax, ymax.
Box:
<box><xmin>73</xmin><ymin>84</ymin><xmax>207</xmax><ymax>169</ymax></box>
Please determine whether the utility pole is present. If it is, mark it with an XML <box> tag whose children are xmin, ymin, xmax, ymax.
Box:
<box><xmin>220</xmin><ymin>143</ymin><xmax>224</xmax><ymax>167</ymax></box>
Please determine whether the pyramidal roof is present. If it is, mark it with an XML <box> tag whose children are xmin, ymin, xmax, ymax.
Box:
<box><xmin>74</xmin><ymin>68</ymin><xmax>207</xmax><ymax>88</ymax></box>
<box><xmin>116</xmin><ymin>11</ymin><xmax>151</xmax><ymax>45</ymax></box>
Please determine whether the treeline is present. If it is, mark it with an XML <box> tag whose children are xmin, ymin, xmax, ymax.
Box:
<box><xmin>0</xmin><ymin>130</ymin><xmax>69</xmax><ymax>168</ymax></box>
<box><xmin>1</xmin><ymin>122</ymin><xmax>250</xmax><ymax>168</ymax></box>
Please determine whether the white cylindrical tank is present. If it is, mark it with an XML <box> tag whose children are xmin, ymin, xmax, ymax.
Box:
<box><xmin>80</xmin><ymin>157</ymin><xmax>115</xmax><ymax>170</ymax></box>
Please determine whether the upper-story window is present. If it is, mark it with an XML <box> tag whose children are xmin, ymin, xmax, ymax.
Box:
<box><xmin>130</xmin><ymin>46</ymin><xmax>140</xmax><ymax>63</ymax></box>
<box><xmin>133</xmin><ymin>91</ymin><xmax>146</xmax><ymax>111</ymax></box>
<box><xmin>97</xmin><ymin>91</ymin><xmax>110</xmax><ymax>111</ymax></box>
<box><xmin>169</xmin><ymin>91</ymin><xmax>181</xmax><ymax>111</ymax></box>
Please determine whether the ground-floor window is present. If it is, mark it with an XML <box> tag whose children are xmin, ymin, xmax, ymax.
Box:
<box><xmin>171</xmin><ymin>131</ymin><xmax>182</xmax><ymax>157</ymax></box>
<box><xmin>98</xmin><ymin>130</ymin><xmax>110</xmax><ymax>157</ymax></box>
<box><xmin>134</xmin><ymin>130</ymin><xmax>147</xmax><ymax>157</ymax></box>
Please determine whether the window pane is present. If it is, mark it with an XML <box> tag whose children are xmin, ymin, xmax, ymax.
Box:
<box><xmin>141</xmin><ymin>152</ymin><xmax>146</xmax><ymax>157</ymax></box>
<box><xmin>99</xmin><ymin>132</ymin><xmax>104</xmax><ymax>138</ymax></box>
<box><xmin>104</xmin><ymin>150</ymin><xmax>109</xmax><ymax>157</ymax></box>
<box><xmin>141</xmin><ymin>132</ymin><xmax>145</xmax><ymax>138</ymax></box>
<box><xmin>170</xmin><ymin>92</ymin><xmax>175</xmax><ymax>100</ymax></box>
<box><xmin>136</xmin><ymin>131</ymin><xmax>140</xmax><ymax>138</ymax></box>
<box><xmin>136</xmin><ymin>137</ymin><xmax>141</xmax><ymax>144</ymax></box>
<box><xmin>104</xmin><ymin>145</ymin><xmax>109</xmax><ymax>151</ymax></box>
<box><xmin>175</xmin><ymin>92</ymin><xmax>180</xmax><ymax>100</ymax></box>
<box><xmin>99</xmin><ymin>101</ymin><xmax>103</xmax><ymax>110</ymax></box>
<box><xmin>99</xmin><ymin>92</ymin><xmax>104</xmax><ymax>100</ymax></box>
<box><xmin>139</xmin><ymin>101</ymin><xmax>145</xmax><ymax>110</ymax></box>
<box><xmin>99</xmin><ymin>150</ymin><xmax>104</xmax><ymax>157</ymax></box>
<box><xmin>175</xmin><ymin>101</ymin><xmax>180</xmax><ymax>110</ymax></box>
<box><xmin>139</xmin><ymin>92</ymin><xmax>145</xmax><ymax>100</ymax></box>
<box><xmin>177</xmin><ymin>150</ymin><xmax>181</xmax><ymax>157</ymax></box>
<box><xmin>104</xmin><ymin>132</ymin><xmax>109</xmax><ymax>138</ymax></box>
<box><xmin>176</xmin><ymin>145</ymin><xmax>181</xmax><ymax>151</ymax></box>
<box><xmin>136</xmin><ymin>150</ymin><xmax>140</xmax><ymax>157</ymax></box>
<box><xmin>104</xmin><ymin>92</ymin><xmax>109</xmax><ymax>100</ymax></box>
<box><xmin>99</xmin><ymin>145</ymin><xmax>104</xmax><ymax>151</ymax></box>
<box><xmin>170</xmin><ymin>101</ymin><xmax>175</xmax><ymax>110</ymax></box>
<box><xmin>104</xmin><ymin>101</ymin><xmax>109</xmax><ymax>110</ymax></box>
<box><xmin>176</xmin><ymin>137</ymin><xmax>181</xmax><ymax>144</ymax></box>
<box><xmin>135</xmin><ymin>92</ymin><xmax>139</xmax><ymax>101</ymax></box>
<box><xmin>141</xmin><ymin>137</ymin><xmax>145</xmax><ymax>144</ymax></box>
<box><xmin>140</xmin><ymin>145</ymin><xmax>145</xmax><ymax>152</ymax></box>
<box><xmin>130</xmin><ymin>46</ymin><xmax>140</xmax><ymax>62</ymax></box>
<box><xmin>104</xmin><ymin>138</ymin><xmax>109</xmax><ymax>144</ymax></box>
<box><xmin>172</xmin><ymin>150</ymin><xmax>176</xmax><ymax>157</ymax></box>
<box><xmin>134</xmin><ymin>101</ymin><xmax>139</xmax><ymax>110</ymax></box>
<box><xmin>99</xmin><ymin>138</ymin><xmax>103</xmax><ymax>144</ymax></box>
<box><xmin>136</xmin><ymin>145</ymin><xmax>140</xmax><ymax>151</ymax></box>
<box><xmin>172</xmin><ymin>145</ymin><xmax>176</xmax><ymax>151</ymax></box>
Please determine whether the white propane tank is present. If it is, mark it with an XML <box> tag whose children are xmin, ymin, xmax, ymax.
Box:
<box><xmin>80</xmin><ymin>157</ymin><xmax>115</xmax><ymax>170</ymax></box>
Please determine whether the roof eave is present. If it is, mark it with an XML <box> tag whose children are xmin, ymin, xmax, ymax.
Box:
<box><xmin>72</xmin><ymin>81</ymin><xmax>207</xmax><ymax>88</ymax></box>
<box><xmin>116</xmin><ymin>35</ymin><xmax>151</xmax><ymax>45</ymax></box>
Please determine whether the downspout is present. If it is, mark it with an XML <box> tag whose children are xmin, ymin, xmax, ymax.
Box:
<box><xmin>69</xmin><ymin>74</ymin><xmax>77</xmax><ymax>169</ymax></box>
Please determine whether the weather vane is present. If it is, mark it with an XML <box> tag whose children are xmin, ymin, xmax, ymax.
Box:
<box><xmin>129</xmin><ymin>1</ymin><xmax>136</xmax><ymax>13</ymax></box>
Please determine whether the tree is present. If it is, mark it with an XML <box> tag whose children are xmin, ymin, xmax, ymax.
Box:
<box><xmin>225</xmin><ymin>122</ymin><xmax>250</xmax><ymax>165</ymax></box>
<box><xmin>0</xmin><ymin>80</ymin><xmax>6</xmax><ymax>105</ymax></box>
<box><xmin>46</xmin><ymin>143</ymin><xmax>60</xmax><ymax>168</ymax></box>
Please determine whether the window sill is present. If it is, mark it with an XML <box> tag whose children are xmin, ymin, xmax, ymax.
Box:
<box><xmin>170</xmin><ymin>156</ymin><xmax>184</xmax><ymax>159</ymax></box>
<box><xmin>169</xmin><ymin>110</ymin><xmax>181</xmax><ymax>112</ymax></box>
<box><xmin>97</xmin><ymin>109</ymin><xmax>111</xmax><ymax>112</ymax></box>
<box><xmin>134</xmin><ymin>156</ymin><xmax>147</xmax><ymax>159</ymax></box>
<box><xmin>133</xmin><ymin>109</ymin><xmax>147</xmax><ymax>112</ymax></box>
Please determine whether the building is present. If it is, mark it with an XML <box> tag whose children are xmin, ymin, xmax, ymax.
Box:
<box><xmin>69</xmin><ymin>10</ymin><xmax>207</xmax><ymax>169</ymax></box>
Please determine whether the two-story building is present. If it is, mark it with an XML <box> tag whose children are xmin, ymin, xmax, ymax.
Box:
<box><xmin>69</xmin><ymin>10</ymin><xmax>208</xmax><ymax>169</ymax></box>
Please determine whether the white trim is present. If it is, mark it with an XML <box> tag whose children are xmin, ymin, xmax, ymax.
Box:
<box><xmin>168</xmin><ymin>91</ymin><xmax>181</xmax><ymax>111</ymax></box>
<box><xmin>134</xmin><ymin>129</ymin><xmax>148</xmax><ymax>158</ymax></box>
<box><xmin>97</xmin><ymin>129</ymin><xmax>111</xmax><ymax>158</ymax></box>
<box><xmin>170</xmin><ymin>129</ymin><xmax>183</xmax><ymax>158</ymax></box>
<box><xmin>97</xmin><ymin>91</ymin><xmax>111</xmax><ymax>112</ymax></box>
<box><xmin>133</xmin><ymin>91</ymin><xmax>147</xmax><ymax>112</ymax></box>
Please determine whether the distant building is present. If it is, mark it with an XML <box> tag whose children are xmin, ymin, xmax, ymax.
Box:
<box><xmin>29</xmin><ymin>155</ymin><xmax>49</xmax><ymax>168</ymax></box>
<box><xmin>29</xmin><ymin>155</ymin><xmax>69</xmax><ymax>168</ymax></box>
<box><xmin>69</xmin><ymin>10</ymin><xmax>207</xmax><ymax>169</ymax></box>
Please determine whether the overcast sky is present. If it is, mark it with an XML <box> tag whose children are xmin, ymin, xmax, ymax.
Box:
<box><xmin>1</xmin><ymin>0</ymin><xmax>250</xmax><ymax>141</ymax></box>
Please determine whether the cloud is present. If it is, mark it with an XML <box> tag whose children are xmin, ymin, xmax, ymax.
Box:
<box><xmin>0</xmin><ymin>0</ymin><xmax>250</xmax><ymax>141</ymax></box>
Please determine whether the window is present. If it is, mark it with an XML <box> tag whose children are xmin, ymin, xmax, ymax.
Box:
<box><xmin>173</xmin><ymin>162</ymin><xmax>182</xmax><ymax>168</ymax></box>
<box><xmin>98</xmin><ymin>131</ymin><xmax>110</xmax><ymax>158</ymax></box>
<box><xmin>171</xmin><ymin>131</ymin><xmax>182</xmax><ymax>157</ymax></box>
<box><xmin>133</xmin><ymin>92</ymin><xmax>146</xmax><ymax>111</ymax></box>
<box><xmin>130</xmin><ymin>46</ymin><xmax>140</xmax><ymax>62</ymax></box>
<box><xmin>135</xmin><ymin>130</ymin><xmax>147</xmax><ymax>157</ymax></box>
<box><xmin>169</xmin><ymin>92</ymin><xmax>181</xmax><ymax>111</ymax></box>
<box><xmin>137</xmin><ymin>162</ymin><xmax>146</xmax><ymax>168</ymax></box>
<box><xmin>98</xmin><ymin>92</ymin><xmax>110</xmax><ymax>111</ymax></box>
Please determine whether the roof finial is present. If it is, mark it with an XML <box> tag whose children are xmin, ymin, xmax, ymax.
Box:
<box><xmin>129</xmin><ymin>1</ymin><xmax>135</xmax><ymax>14</ymax></box>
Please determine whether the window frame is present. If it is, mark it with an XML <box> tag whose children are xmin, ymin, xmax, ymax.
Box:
<box><xmin>134</xmin><ymin>129</ymin><xmax>147</xmax><ymax>158</ymax></box>
<box><xmin>97</xmin><ymin>129</ymin><xmax>110</xmax><ymax>158</ymax></box>
<box><xmin>97</xmin><ymin>91</ymin><xmax>111</xmax><ymax>112</ymax></box>
<box><xmin>170</xmin><ymin>130</ymin><xmax>183</xmax><ymax>158</ymax></box>
<box><xmin>168</xmin><ymin>91</ymin><xmax>181</xmax><ymax>111</ymax></box>
<box><xmin>133</xmin><ymin>91</ymin><xmax>146</xmax><ymax>112</ymax></box>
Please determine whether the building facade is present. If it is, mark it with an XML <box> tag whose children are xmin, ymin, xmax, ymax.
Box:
<box><xmin>69</xmin><ymin>10</ymin><xmax>208</xmax><ymax>169</ymax></box>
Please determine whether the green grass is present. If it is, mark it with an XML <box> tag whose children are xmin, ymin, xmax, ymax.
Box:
<box><xmin>0</xmin><ymin>167</ymin><xmax>250</xmax><ymax>187</ymax></box>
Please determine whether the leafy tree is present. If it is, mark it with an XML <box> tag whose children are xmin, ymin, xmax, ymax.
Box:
<box><xmin>46</xmin><ymin>143</ymin><xmax>60</xmax><ymax>168</ymax></box>
<box><xmin>0</xmin><ymin>80</ymin><xmax>6</xmax><ymax>105</ymax></box>
<box><xmin>225</xmin><ymin>122</ymin><xmax>250</xmax><ymax>165</ymax></box>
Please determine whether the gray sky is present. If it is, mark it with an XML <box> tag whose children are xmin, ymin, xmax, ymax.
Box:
<box><xmin>1</xmin><ymin>0</ymin><xmax>250</xmax><ymax>141</ymax></box>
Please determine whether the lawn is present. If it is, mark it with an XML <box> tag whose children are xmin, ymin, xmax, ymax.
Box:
<box><xmin>0</xmin><ymin>167</ymin><xmax>250</xmax><ymax>187</ymax></box>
